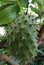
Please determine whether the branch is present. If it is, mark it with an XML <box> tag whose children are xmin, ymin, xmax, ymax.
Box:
<box><xmin>38</xmin><ymin>24</ymin><xmax>44</xmax><ymax>45</ymax></box>
<box><xmin>0</xmin><ymin>54</ymin><xmax>19</xmax><ymax>65</ymax></box>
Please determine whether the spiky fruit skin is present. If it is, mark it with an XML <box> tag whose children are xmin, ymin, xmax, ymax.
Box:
<box><xmin>7</xmin><ymin>14</ymin><xmax>38</xmax><ymax>64</ymax></box>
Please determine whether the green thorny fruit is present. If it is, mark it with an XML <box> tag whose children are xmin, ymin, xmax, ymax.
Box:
<box><xmin>6</xmin><ymin>14</ymin><xmax>38</xmax><ymax>64</ymax></box>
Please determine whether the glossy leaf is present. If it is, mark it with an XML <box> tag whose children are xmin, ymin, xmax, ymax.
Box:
<box><xmin>0</xmin><ymin>2</ymin><xmax>20</xmax><ymax>24</ymax></box>
<box><xmin>0</xmin><ymin>2</ymin><xmax>15</xmax><ymax>12</ymax></box>
<box><xmin>0</xmin><ymin>0</ymin><xmax>28</xmax><ymax>24</ymax></box>
<box><xmin>0</xmin><ymin>0</ymin><xmax>16</xmax><ymax>3</ymax></box>
<box><xmin>0</xmin><ymin>0</ymin><xmax>28</xmax><ymax>7</ymax></box>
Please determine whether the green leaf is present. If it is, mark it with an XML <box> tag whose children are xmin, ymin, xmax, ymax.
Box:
<box><xmin>0</xmin><ymin>3</ymin><xmax>20</xmax><ymax>24</ymax></box>
<box><xmin>0</xmin><ymin>2</ymin><xmax>15</xmax><ymax>12</ymax></box>
<box><xmin>0</xmin><ymin>0</ymin><xmax>28</xmax><ymax>7</ymax></box>
<box><xmin>0</xmin><ymin>0</ymin><xmax>16</xmax><ymax>3</ymax></box>
<box><xmin>0</xmin><ymin>0</ymin><xmax>28</xmax><ymax>24</ymax></box>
